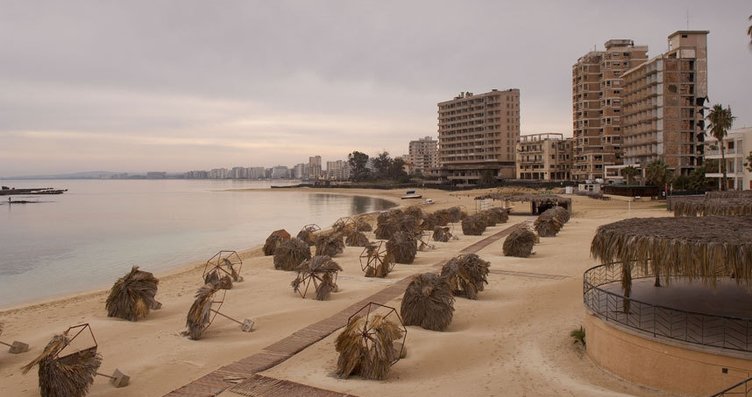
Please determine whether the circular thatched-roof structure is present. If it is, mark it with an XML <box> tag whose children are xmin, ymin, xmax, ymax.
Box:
<box><xmin>591</xmin><ymin>216</ymin><xmax>752</xmax><ymax>284</ymax></box>
<box><xmin>534</xmin><ymin>208</ymin><xmax>564</xmax><ymax>237</ymax></box>
<box><xmin>400</xmin><ymin>273</ymin><xmax>454</xmax><ymax>331</ymax></box>
<box><xmin>432</xmin><ymin>226</ymin><xmax>452</xmax><ymax>242</ymax></box>
<box><xmin>344</xmin><ymin>230</ymin><xmax>370</xmax><ymax>247</ymax></box>
<box><xmin>315</xmin><ymin>232</ymin><xmax>345</xmax><ymax>257</ymax></box>
<box><xmin>354</xmin><ymin>216</ymin><xmax>373</xmax><ymax>232</ymax></box>
<box><xmin>273</xmin><ymin>238</ymin><xmax>312</xmax><ymax>271</ymax></box>
<box><xmin>105</xmin><ymin>266</ymin><xmax>161</xmax><ymax>321</ymax></box>
<box><xmin>263</xmin><ymin>229</ymin><xmax>291</xmax><ymax>256</ymax></box>
<box><xmin>360</xmin><ymin>241</ymin><xmax>395</xmax><ymax>278</ymax></box>
<box><xmin>461</xmin><ymin>214</ymin><xmax>487</xmax><ymax>236</ymax></box>
<box><xmin>503</xmin><ymin>227</ymin><xmax>538</xmax><ymax>258</ymax></box>
<box><xmin>291</xmin><ymin>255</ymin><xmax>342</xmax><ymax>300</ymax></box>
<box><xmin>440</xmin><ymin>254</ymin><xmax>490</xmax><ymax>299</ymax></box>
<box><xmin>673</xmin><ymin>198</ymin><xmax>752</xmax><ymax>217</ymax></box>
<box><xmin>387</xmin><ymin>231</ymin><xmax>417</xmax><ymax>264</ymax></box>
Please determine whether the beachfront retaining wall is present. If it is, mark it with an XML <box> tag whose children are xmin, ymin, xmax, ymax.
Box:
<box><xmin>584</xmin><ymin>313</ymin><xmax>752</xmax><ymax>396</ymax></box>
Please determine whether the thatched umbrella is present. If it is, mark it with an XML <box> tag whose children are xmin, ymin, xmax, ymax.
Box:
<box><xmin>354</xmin><ymin>216</ymin><xmax>373</xmax><ymax>232</ymax></box>
<box><xmin>263</xmin><ymin>229</ymin><xmax>291</xmax><ymax>256</ymax></box>
<box><xmin>105</xmin><ymin>266</ymin><xmax>161</xmax><ymax>321</ymax></box>
<box><xmin>182</xmin><ymin>283</ymin><xmax>219</xmax><ymax>340</ymax></box>
<box><xmin>203</xmin><ymin>251</ymin><xmax>243</xmax><ymax>289</ymax></box>
<box><xmin>315</xmin><ymin>232</ymin><xmax>345</xmax><ymax>257</ymax></box>
<box><xmin>403</xmin><ymin>206</ymin><xmax>424</xmax><ymax>222</ymax></box>
<box><xmin>345</xmin><ymin>230</ymin><xmax>370</xmax><ymax>247</ymax></box>
<box><xmin>461</xmin><ymin>214</ymin><xmax>487</xmax><ymax>235</ymax></box>
<box><xmin>332</xmin><ymin>217</ymin><xmax>356</xmax><ymax>234</ymax></box>
<box><xmin>273</xmin><ymin>238</ymin><xmax>312</xmax><ymax>271</ymax></box>
<box><xmin>22</xmin><ymin>325</ymin><xmax>102</xmax><ymax>397</ymax></box>
<box><xmin>374</xmin><ymin>209</ymin><xmax>410</xmax><ymax>240</ymax></box>
<box><xmin>400</xmin><ymin>273</ymin><xmax>454</xmax><ymax>331</ymax></box>
<box><xmin>296</xmin><ymin>224</ymin><xmax>321</xmax><ymax>246</ymax></box>
<box><xmin>335</xmin><ymin>303</ymin><xmax>406</xmax><ymax>380</ymax></box>
<box><xmin>534</xmin><ymin>209</ymin><xmax>563</xmax><ymax>237</ymax></box>
<box><xmin>447</xmin><ymin>206</ymin><xmax>465</xmax><ymax>223</ymax></box>
<box><xmin>432</xmin><ymin>226</ymin><xmax>452</xmax><ymax>242</ymax></box>
<box><xmin>291</xmin><ymin>255</ymin><xmax>342</xmax><ymax>300</ymax></box>
<box><xmin>550</xmin><ymin>206</ymin><xmax>570</xmax><ymax>223</ymax></box>
<box><xmin>440</xmin><ymin>254</ymin><xmax>490</xmax><ymax>299</ymax></box>
<box><xmin>360</xmin><ymin>241</ymin><xmax>395</xmax><ymax>278</ymax></box>
<box><xmin>387</xmin><ymin>231</ymin><xmax>417</xmax><ymax>264</ymax></box>
<box><xmin>503</xmin><ymin>227</ymin><xmax>538</xmax><ymax>258</ymax></box>
<box><xmin>674</xmin><ymin>198</ymin><xmax>752</xmax><ymax>217</ymax></box>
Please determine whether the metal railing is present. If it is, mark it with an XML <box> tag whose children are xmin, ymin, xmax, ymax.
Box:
<box><xmin>583</xmin><ymin>263</ymin><xmax>752</xmax><ymax>353</ymax></box>
<box><xmin>710</xmin><ymin>377</ymin><xmax>752</xmax><ymax>396</ymax></box>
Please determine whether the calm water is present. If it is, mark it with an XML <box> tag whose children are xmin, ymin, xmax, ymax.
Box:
<box><xmin>0</xmin><ymin>179</ymin><xmax>395</xmax><ymax>308</ymax></box>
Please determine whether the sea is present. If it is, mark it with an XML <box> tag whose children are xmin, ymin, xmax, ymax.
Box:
<box><xmin>0</xmin><ymin>179</ymin><xmax>396</xmax><ymax>309</ymax></box>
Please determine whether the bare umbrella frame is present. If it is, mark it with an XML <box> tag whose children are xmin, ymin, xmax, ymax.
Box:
<box><xmin>359</xmin><ymin>240</ymin><xmax>395</xmax><ymax>278</ymax></box>
<box><xmin>22</xmin><ymin>323</ymin><xmax>130</xmax><ymax>397</ymax></box>
<box><xmin>296</xmin><ymin>224</ymin><xmax>321</xmax><ymax>246</ymax></box>
<box><xmin>290</xmin><ymin>255</ymin><xmax>342</xmax><ymax>300</ymax></box>
<box><xmin>335</xmin><ymin>302</ymin><xmax>407</xmax><ymax>380</ymax></box>
<box><xmin>203</xmin><ymin>250</ymin><xmax>244</xmax><ymax>289</ymax></box>
<box><xmin>182</xmin><ymin>284</ymin><xmax>254</xmax><ymax>340</ymax></box>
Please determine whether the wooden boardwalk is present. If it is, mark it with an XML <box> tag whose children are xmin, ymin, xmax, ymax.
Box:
<box><xmin>164</xmin><ymin>225</ymin><xmax>517</xmax><ymax>397</ymax></box>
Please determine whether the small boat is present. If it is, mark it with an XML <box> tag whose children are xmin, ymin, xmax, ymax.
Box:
<box><xmin>401</xmin><ymin>190</ymin><xmax>422</xmax><ymax>200</ymax></box>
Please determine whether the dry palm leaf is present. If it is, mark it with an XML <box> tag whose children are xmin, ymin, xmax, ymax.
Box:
<box><xmin>503</xmin><ymin>227</ymin><xmax>537</xmax><ymax>258</ymax></box>
<box><xmin>534</xmin><ymin>209</ymin><xmax>563</xmax><ymax>237</ymax></box>
<box><xmin>387</xmin><ymin>231</ymin><xmax>417</xmax><ymax>264</ymax></box>
<box><xmin>400</xmin><ymin>273</ymin><xmax>454</xmax><ymax>331</ymax></box>
<box><xmin>105</xmin><ymin>266</ymin><xmax>161</xmax><ymax>321</ymax></box>
<box><xmin>461</xmin><ymin>214</ymin><xmax>486</xmax><ymax>235</ymax></box>
<box><xmin>345</xmin><ymin>230</ymin><xmax>370</xmax><ymax>247</ymax></box>
<box><xmin>440</xmin><ymin>254</ymin><xmax>490</xmax><ymax>299</ymax></box>
<box><xmin>315</xmin><ymin>232</ymin><xmax>345</xmax><ymax>257</ymax></box>
<box><xmin>273</xmin><ymin>238</ymin><xmax>312</xmax><ymax>271</ymax></box>
<box><xmin>432</xmin><ymin>226</ymin><xmax>452</xmax><ymax>242</ymax></box>
<box><xmin>335</xmin><ymin>306</ymin><xmax>405</xmax><ymax>380</ymax></box>
<box><xmin>291</xmin><ymin>255</ymin><xmax>342</xmax><ymax>300</ymax></box>
<box><xmin>181</xmin><ymin>283</ymin><xmax>219</xmax><ymax>340</ymax></box>
<box><xmin>263</xmin><ymin>229</ymin><xmax>291</xmax><ymax>256</ymax></box>
<box><xmin>22</xmin><ymin>332</ymin><xmax>102</xmax><ymax>397</ymax></box>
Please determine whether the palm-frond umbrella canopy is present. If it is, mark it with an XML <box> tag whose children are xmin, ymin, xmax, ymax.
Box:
<box><xmin>400</xmin><ymin>273</ymin><xmax>454</xmax><ymax>331</ymax></box>
<box><xmin>296</xmin><ymin>224</ymin><xmax>321</xmax><ymax>246</ymax></box>
<box><xmin>432</xmin><ymin>226</ymin><xmax>452</xmax><ymax>242</ymax></box>
<box><xmin>360</xmin><ymin>241</ymin><xmax>395</xmax><ymax>278</ymax></box>
<box><xmin>503</xmin><ymin>227</ymin><xmax>538</xmax><ymax>258</ymax></box>
<box><xmin>354</xmin><ymin>216</ymin><xmax>373</xmax><ymax>232</ymax></box>
<box><xmin>403</xmin><ymin>206</ymin><xmax>424</xmax><ymax>222</ymax></box>
<box><xmin>447</xmin><ymin>206</ymin><xmax>465</xmax><ymax>223</ymax></box>
<box><xmin>374</xmin><ymin>209</ymin><xmax>420</xmax><ymax>240</ymax></box>
<box><xmin>345</xmin><ymin>230</ymin><xmax>370</xmax><ymax>247</ymax></box>
<box><xmin>263</xmin><ymin>229</ymin><xmax>291</xmax><ymax>256</ymax></box>
<box><xmin>335</xmin><ymin>303</ymin><xmax>406</xmax><ymax>380</ymax></box>
<box><xmin>387</xmin><ymin>231</ymin><xmax>418</xmax><ymax>264</ymax></box>
<box><xmin>550</xmin><ymin>206</ymin><xmax>570</xmax><ymax>223</ymax></box>
<box><xmin>440</xmin><ymin>254</ymin><xmax>490</xmax><ymax>299</ymax></box>
<box><xmin>673</xmin><ymin>197</ymin><xmax>752</xmax><ymax>217</ymax></box>
<box><xmin>534</xmin><ymin>209</ymin><xmax>564</xmax><ymax>237</ymax></box>
<box><xmin>22</xmin><ymin>324</ymin><xmax>102</xmax><ymax>397</ymax></box>
<box><xmin>105</xmin><ymin>266</ymin><xmax>161</xmax><ymax>321</ymax></box>
<box><xmin>291</xmin><ymin>255</ymin><xmax>342</xmax><ymax>300</ymax></box>
<box><xmin>332</xmin><ymin>217</ymin><xmax>356</xmax><ymax>234</ymax></box>
<box><xmin>203</xmin><ymin>250</ymin><xmax>243</xmax><ymax>289</ymax></box>
<box><xmin>273</xmin><ymin>238</ymin><xmax>312</xmax><ymax>271</ymax></box>
<box><xmin>461</xmin><ymin>214</ymin><xmax>487</xmax><ymax>235</ymax></box>
<box><xmin>182</xmin><ymin>283</ymin><xmax>219</xmax><ymax>340</ymax></box>
<box><xmin>315</xmin><ymin>232</ymin><xmax>345</xmax><ymax>257</ymax></box>
<box><xmin>591</xmin><ymin>216</ymin><xmax>752</xmax><ymax>285</ymax></box>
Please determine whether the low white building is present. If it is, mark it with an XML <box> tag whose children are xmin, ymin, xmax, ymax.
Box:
<box><xmin>705</xmin><ymin>127</ymin><xmax>752</xmax><ymax>191</ymax></box>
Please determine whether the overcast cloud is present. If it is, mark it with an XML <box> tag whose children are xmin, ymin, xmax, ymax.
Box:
<box><xmin>1</xmin><ymin>0</ymin><xmax>750</xmax><ymax>176</ymax></box>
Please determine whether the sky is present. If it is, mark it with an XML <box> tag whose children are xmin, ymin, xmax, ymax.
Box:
<box><xmin>1</xmin><ymin>0</ymin><xmax>750</xmax><ymax>177</ymax></box>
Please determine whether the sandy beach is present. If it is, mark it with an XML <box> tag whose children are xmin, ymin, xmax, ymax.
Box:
<box><xmin>0</xmin><ymin>187</ymin><xmax>675</xmax><ymax>397</ymax></box>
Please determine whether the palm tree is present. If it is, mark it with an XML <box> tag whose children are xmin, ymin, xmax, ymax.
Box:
<box><xmin>748</xmin><ymin>15</ymin><xmax>751</xmax><ymax>46</ymax></box>
<box><xmin>645</xmin><ymin>160</ymin><xmax>674</xmax><ymax>199</ymax></box>
<box><xmin>706</xmin><ymin>104</ymin><xmax>736</xmax><ymax>191</ymax></box>
<box><xmin>620</xmin><ymin>166</ymin><xmax>640</xmax><ymax>185</ymax></box>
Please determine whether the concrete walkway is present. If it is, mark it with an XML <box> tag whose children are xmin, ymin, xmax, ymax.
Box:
<box><xmin>164</xmin><ymin>225</ymin><xmax>518</xmax><ymax>397</ymax></box>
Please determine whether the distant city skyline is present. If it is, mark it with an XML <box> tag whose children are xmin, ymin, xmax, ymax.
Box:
<box><xmin>1</xmin><ymin>1</ymin><xmax>750</xmax><ymax>177</ymax></box>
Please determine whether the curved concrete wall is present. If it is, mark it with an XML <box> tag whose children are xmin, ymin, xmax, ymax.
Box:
<box><xmin>584</xmin><ymin>313</ymin><xmax>752</xmax><ymax>396</ymax></box>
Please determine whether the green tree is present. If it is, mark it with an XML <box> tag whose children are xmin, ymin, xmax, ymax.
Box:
<box><xmin>371</xmin><ymin>151</ymin><xmax>392</xmax><ymax>179</ymax></box>
<box><xmin>620</xmin><ymin>166</ymin><xmax>640</xmax><ymax>185</ymax></box>
<box><xmin>745</xmin><ymin>151</ymin><xmax>752</xmax><ymax>173</ymax></box>
<box><xmin>706</xmin><ymin>104</ymin><xmax>736</xmax><ymax>191</ymax></box>
<box><xmin>347</xmin><ymin>151</ymin><xmax>370</xmax><ymax>182</ymax></box>
<box><xmin>388</xmin><ymin>158</ymin><xmax>409</xmax><ymax>182</ymax></box>
<box><xmin>645</xmin><ymin>160</ymin><xmax>674</xmax><ymax>198</ymax></box>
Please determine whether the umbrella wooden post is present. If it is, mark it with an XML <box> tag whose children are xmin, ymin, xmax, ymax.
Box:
<box><xmin>210</xmin><ymin>309</ymin><xmax>254</xmax><ymax>332</ymax></box>
<box><xmin>0</xmin><ymin>339</ymin><xmax>29</xmax><ymax>354</ymax></box>
<box><xmin>96</xmin><ymin>369</ymin><xmax>130</xmax><ymax>388</ymax></box>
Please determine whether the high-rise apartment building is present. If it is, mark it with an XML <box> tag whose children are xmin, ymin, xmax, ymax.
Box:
<box><xmin>572</xmin><ymin>39</ymin><xmax>648</xmax><ymax>181</ymax></box>
<box><xmin>437</xmin><ymin>89</ymin><xmax>520</xmax><ymax>184</ymax></box>
<box><xmin>308</xmin><ymin>156</ymin><xmax>322</xmax><ymax>180</ymax></box>
<box><xmin>621</xmin><ymin>31</ymin><xmax>709</xmax><ymax>176</ymax></box>
<box><xmin>408</xmin><ymin>136</ymin><xmax>438</xmax><ymax>175</ymax></box>
<box><xmin>326</xmin><ymin>160</ymin><xmax>351</xmax><ymax>181</ymax></box>
<box><xmin>516</xmin><ymin>133</ymin><xmax>574</xmax><ymax>180</ymax></box>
